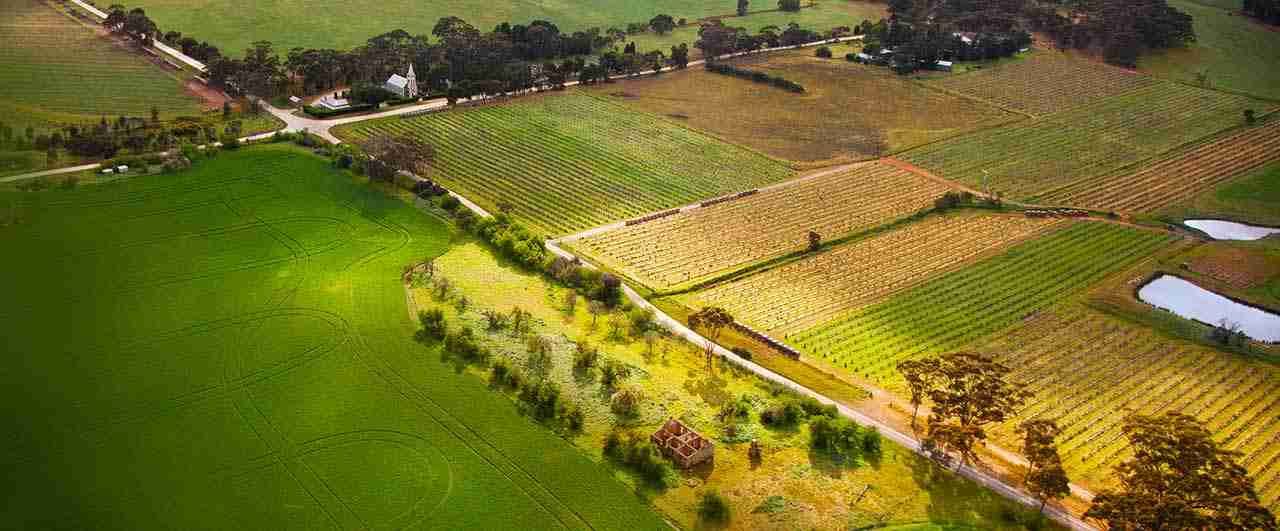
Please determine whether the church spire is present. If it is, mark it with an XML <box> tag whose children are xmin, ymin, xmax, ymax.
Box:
<box><xmin>407</xmin><ymin>63</ymin><xmax>416</xmax><ymax>79</ymax></box>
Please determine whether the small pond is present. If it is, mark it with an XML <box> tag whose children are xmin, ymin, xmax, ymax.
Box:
<box><xmin>1138</xmin><ymin>275</ymin><xmax>1280</xmax><ymax>343</ymax></box>
<box><xmin>1184</xmin><ymin>219</ymin><xmax>1280</xmax><ymax>241</ymax></box>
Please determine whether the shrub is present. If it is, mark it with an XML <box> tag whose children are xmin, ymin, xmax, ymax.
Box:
<box><xmin>610</xmin><ymin>384</ymin><xmax>645</xmax><ymax>415</ymax></box>
<box><xmin>417</xmin><ymin>308</ymin><xmax>447</xmax><ymax>341</ymax></box>
<box><xmin>519</xmin><ymin>380</ymin><xmax>561</xmax><ymax>419</ymax></box>
<box><xmin>809</xmin><ymin>416</ymin><xmax>870</xmax><ymax>462</ymax></box>
<box><xmin>573</xmin><ymin>341</ymin><xmax>600</xmax><ymax>370</ymax></box>
<box><xmin>761</xmin><ymin>401</ymin><xmax>805</xmax><ymax>427</ymax></box>
<box><xmin>815</xmin><ymin>46</ymin><xmax>833</xmax><ymax>58</ymax></box>
<box><xmin>562</xmin><ymin>405</ymin><xmax>585</xmax><ymax>431</ymax></box>
<box><xmin>600</xmin><ymin>358</ymin><xmax>631</xmax><ymax>387</ymax></box>
<box><xmin>605</xmin><ymin>433</ymin><xmax>674</xmax><ymax>485</ymax></box>
<box><xmin>730</xmin><ymin>346</ymin><xmax>753</xmax><ymax>360</ymax></box>
<box><xmin>219</xmin><ymin>134</ymin><xmax>241</xmax><ymax>150</ymax></box>
<box><xmin>490</xmin><ymin>357</ymin><xmax>512</xmax><ymax>384</ymax></box>
<box><xmin>444</xmin><ymin>327</ymin><xmax>489</xmax><ymax>364</ymax></box>
<box><xmin>719</xmin><ymin>395</ymin><xmax>753</xmax><ymax>421</ymax></box>
<box><xmin>698</xmin><ymin>490</ymin><xmax>731</xmax><ymax>523</ymax></box>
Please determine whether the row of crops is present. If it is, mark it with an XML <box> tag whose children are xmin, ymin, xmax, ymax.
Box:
<box><xmin>0</xmin><ymin>0</ymin><xmax>202</xmax><ymax>128</ymax></box>
<box><xmin>688</xmin><ymin>213</ymin><xmax>1062</xmax><ymax>334</ymax></box>
<box><xmin>337</xmin><ymin>94</ymin><xmax>794</xmax><ymax>236</ymax></box>
<box><xmin>576</xmin><ymin>162</ymin><xmax>949</xmax><ymax>289</ymax></box>
<box><xmin>1033</xmin><ymin>118</ymin><xmax>1280</xmax><ymax>213</ymax></box>
<box><xmin>928</xmin><ymin>51</ymin><xmax>1158</xmax><ymax>117</ymax></box>
<box><xmin>977</xmin><ymin>305</ymin><xmax>1280</xmax><ymax>510</ymax></box>
<box><xmin>899</xmin><ymin>82</ymin><xmax>1267</xmax><ymax>201</ymax></box>
<box><xmin>789</xmin><ymin>222</ymin><xmax>1176</xmax><ymax>386</ymax></box>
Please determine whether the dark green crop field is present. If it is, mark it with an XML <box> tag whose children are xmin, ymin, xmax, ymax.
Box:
<box><xmin>0</xmin><ymin>145</ymin><xmax>664</xmax><ymax>529</ymax></box>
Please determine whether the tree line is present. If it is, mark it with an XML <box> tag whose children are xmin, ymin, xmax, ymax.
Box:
<box><xmin>704</xmin><ymin>63</ymin><xmax>805</xmax><ymax>93</ymax></box>
<box><xmin>1244</xmin><ymin>0</ymin><xmax>1280</xmax><ymax>25</ymax></box>
<box><xmin>874</xmin><ymin>0</ymin><xmax>1194</xmax><ymax>68</ymax></box>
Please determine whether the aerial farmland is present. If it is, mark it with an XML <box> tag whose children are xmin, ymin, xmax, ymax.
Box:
<box><xmin>2</xmin><ymin>0</ymin><xmax>1278</xmax><ymax>529</ymax></box>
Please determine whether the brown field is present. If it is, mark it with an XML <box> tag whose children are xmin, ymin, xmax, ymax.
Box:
<box><xmin>574</xmin><ymin>161</ymin><xmax>954</xmax><ymax>290</ymax></box>
<box><xmin>1186</xmin><ymin>243</ymin><xmax>1280</xmax><ymax>290</ymax></box>
<box><xmin>584</xmin><ymin>45</ymin><xmax>1015</xmax><ymax>165</ymax></box>
<box><xmin>928</xmin><ymin>51</ymin><xmax>1159</xmax><ymax>117</ymax></box>
<box><xmin>681</xmin><ymin>213</ymin><xmax>1061</xmax><ymax>333</ymax></box>
<box><xmin>1035</xmin><ymin>118</ymin><xmax>1280</xmax><ymax>213</ymax></box>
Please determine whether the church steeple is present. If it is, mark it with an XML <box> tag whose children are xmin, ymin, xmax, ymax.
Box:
<box><xmin>406</xmin><ymin>63</ymin><xmax>419</xmax><ymax>98</ymax></box>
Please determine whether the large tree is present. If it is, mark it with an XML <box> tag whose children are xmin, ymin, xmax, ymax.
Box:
<box><xmin>688</xmin><ymin>306</ymin><xmax>734</xmax><ymax>370</ymax></box>
<box><xmin>1018</xmin><ymin>419</ymin><xmax>1070</xmax><ymax>513</ymax></box>
<box><xmin>361</xmin><ymin>134</ymin><xmax>435</xmax><ymax>181</ymax></box>
<box><xmin>896</xmin><ymin>357</ymin><xmax>941</xmax><ymax>431</ymax></box>
<box><xmin>649</xmin><ymin>14</ymin><xmax>676</xmax><ymax>35</ymax></box>
<box><xmin>1085</xmin><ymin>413</ymin><xmax>1276</xmax><ymax>530</ymax></box>
<box><xmin>925</xmin><ymin>352</ymin><xmax>1031</xmax><ymax>466</ymax></box>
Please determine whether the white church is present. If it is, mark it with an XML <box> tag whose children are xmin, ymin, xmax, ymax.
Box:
<box><xmin>383</xmin><ymin>64</ymin><xmax>419</xmax><ymax>99</ymax></box>
<box><xmin>316</xmin><ymin>64</ymin><xmax>418</xmax><ymax>111</ymax></box>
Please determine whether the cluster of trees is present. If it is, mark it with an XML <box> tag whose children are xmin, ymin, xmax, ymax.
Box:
<box><xmin>603</xmin><ymin>431</ymin><xmax>676</xmax><ymax>486</ymax></box>
<box><xmin>869</xmin><ymin>0</ymin><xmax>1194</xmax><ymax>69</ymax></box>
<box><xmin>859</xmin><ymin>17</ymin><xmax>1031</xmax><ymax>74</ymax></box>
<box><xmin>695</xmin><ymin>20</ymin><xmax>824</xmax><ymax>58</ymax></box>
<box><xmin>897</xmin><ymin>354</ymin><xmax>1276</xmax><ymax>527</ymax></box>
<box><xmin>704</xmin><ymin>63</ymin><xmax>805</xmax><ymax>92</ymax></box>
<box><xmin>1245</xmin><ymin>0</ymin><xmax>1280</xmax><ymax>25</ymax></box>
<box><xmin>2</xmin><ymin>104</ymin><xmax>254</xmax><ymax>162</ymax></box>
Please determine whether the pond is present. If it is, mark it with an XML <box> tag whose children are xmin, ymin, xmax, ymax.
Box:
<box><xmin>1138</xmin><ymin>275</ymin><xmax>1280</xmax><ymax>343</ymax></box>
<box><xmin>1184</xmin><ymin>219</ymin><xmax>1280</xmax><ymax>241</ymax></box>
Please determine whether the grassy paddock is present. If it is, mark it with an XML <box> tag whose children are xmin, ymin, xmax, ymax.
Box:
<box><xmin>414</xmin><ymin>239</ymin><xmax>1056</xmax><ymax>530</ymax></box>
<box><xmin>0</xmin><ymin>145</ymin><xmax>665</xmax><ymax>529</ymax></box>
<box><xmin>587</xmin><ymin>46</ymin><xmax>1015</xmax><ymax>164</ymax></box>
<box><xmin>1140</xmin><ymin>0</ymin><xmax>1280</xmax><ymax>101</ymax></box>
<box><xmin>334</xmin><ymin>92</ymin><xmax>794</xmax><ymax>236</ymax></box>
<box><xmin>0</xmin><ymin>0</ymin><xmax>203</xmax><ymax>131</ymax></box>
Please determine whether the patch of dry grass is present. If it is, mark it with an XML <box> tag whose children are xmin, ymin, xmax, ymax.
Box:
<box><xmin>586</xmin><ymin>47</ymin><xmax>1015</xmax><ymax>165</ymax></box>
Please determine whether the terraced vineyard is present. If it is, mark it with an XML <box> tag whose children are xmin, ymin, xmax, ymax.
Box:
<box><xmin>978</xmin><ymin>305</ymin><xmax>1280</xmax><ymax>510</ymax></box>
<box><xmin>929</xmin><ymin>51</ymin><xmax>1158</xmax><ymax>117</ymax></box>
<box><xmin>1034</xmin><ymin>117</ymin><xmax>1280</xmax><ymax>212</ymax></box>
<box><xmin>576</xmin><ymin>162</ymin><xmax>949</xmax><ymax>289</ymax></box>
<box><xmin>899</xmin><ymin>82</ymin><xmax>1267</xmax><ymax>201</ymax></box>
<box><xmin>688</xmin><ymin>213</ymin><xmax>1062</xmax><ymax>334</ymax></box>
<box><xmin>336</xmin><ymin>94</ymin><xmax>794</xmax><ymax>235</ymax></box>
<box><xmin>0</xmin><ymin>0</ymin><xmax>203</xmax><ymax>129</ymax></box>
<box><xmin>790</xmin><ymin>222</ymin><xmax>1177</xmax><ymax>386</ymax></box>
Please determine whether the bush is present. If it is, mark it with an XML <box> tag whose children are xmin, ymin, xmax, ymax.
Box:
<box><xmin>605</xmin><ymin>433</ymin><xmax>675</xmax><ymax>486</ymax></box>
<box><xmin>490</xmin><ymin>357</ymin><xmax>512</xmax><ymax>385</ymax></box>
<box><xmin>519</xmin><ymin>380</ymin><xmax>562</xmax><ymax>419</ymax></box>
<box><xmin>417</xmin><ymin>308</ymin><xmax>447</xmax><ymax>341</ymax></box>
<box><xmin>444</xmin><ymin>327</ymin><xmax>489</xmax><ymax>364</ymax></box>
<box><xmin>730</xmin><ymin>346</ymin><xmax>753</xmax><ymax>360</ymax></box>
<box><xmin>810</xmin><ymin>416</ymin><xmax>875</xmax><ymax>462</ymax></box>
<box><xmin>761</xmin><ymin>401</ymin><xmax>805</xmax><ymax>427</ymax></box>
<box><xmin>220</xmin><ymin>134</ymin><xmax>241</xmax><ymax>150</ymax></box>
<box><xmin>600</xmin><ymin>358</ymin><xmax>631</xmax><ymax>387</ymax></box>
<box><xmin>698</xmin><ymin>490</ymin><xmax>731</xmax><ymax>523</ymax></box>
<box><xmin>561</xmin><ymin>405</ymin><xmax>585</xmax><ymax>431</ymax></box>
<box><xmin>815</xmin><ymin>46</ymin><xmax>832</xmax><ymax>58</ymax></box>
<box><xmin>610</xmin><ymin>384</ymin><xmax>644</xmax><ymax>415</ymax></box>
<box><xmin>573</xmin><ymin>341</ymin><xmax>600</xmax><ymax>370</ymax></box>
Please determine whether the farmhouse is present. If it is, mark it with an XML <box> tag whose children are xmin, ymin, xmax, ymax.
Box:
<box><xmin>384</xmin><ymin>63</ymin><xmax>419</xmax><ymax>99</ymax></box>
<box><xmin>650</xmin><ymin>419</ymin><xmax>714</xmax><ymax>468</ymax></box>
<box><xmin>316</xmin><ymin>95</ymin><xmax>351</xmax><ymax>110</ymax></box>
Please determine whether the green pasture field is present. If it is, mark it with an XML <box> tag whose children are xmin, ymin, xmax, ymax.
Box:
<box><xmin>0</xmin><ymin>145</ymin><xmax>665</xmax><ymax>529</ymax></box>
<box><xmin>413</xmin><ymin>240</ymin><xmax>1057</xmax><ymax>530</ymax></box>
<box><xmin>1163</xmin><ymin>162</ymin><xmax>1280</xmax><ymax>227</ymax></box>
<box><xmin>135</xmin><ymin>0</ymin><xmax>878</xmax><ymax>56</ymax></box>
<box><xmin>333</xmin><ymin>93</ymin><xmax>794</xmax><ymax>236</ymax></box>
<box><xmin>586</xmin><ymin>46</ymin><xmax>1015</xmax><ymax>164</ymax></box>
<box><xmin>899</xmin><ymin>81</ymin><xmax>1267</xmax><ymax>201</ymax></box>
<box><xmin>1141</xmin><ymin>0</ymin><xmax>1280</xmax><ymax>101</ymax></box>
<box><xmin>790</xmin><ymin>221</ymin><xmax>1177</xmax><ymax>389</ymax></box>
<box><xmin>0</xmin><ymin>0</ymin><xmax>203</xmax><ymax>131</ymax></box>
